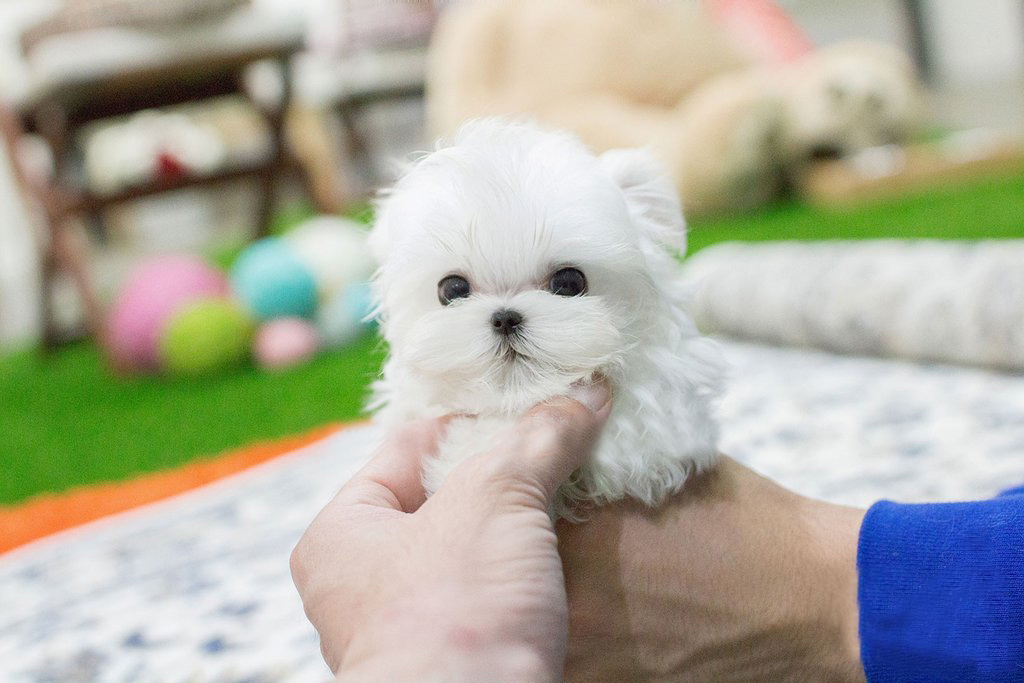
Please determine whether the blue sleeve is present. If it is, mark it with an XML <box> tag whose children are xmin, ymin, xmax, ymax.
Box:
<box><xmin>857</xmin><ymin>490</ymin><xmax>1024</xmax><ymax>682</ymax></box>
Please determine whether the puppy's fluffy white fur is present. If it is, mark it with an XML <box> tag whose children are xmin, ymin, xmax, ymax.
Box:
<box><xmin>369</xmin><ymin>119</ymin><xmax>724</xmax><ymax>515</ymax></box>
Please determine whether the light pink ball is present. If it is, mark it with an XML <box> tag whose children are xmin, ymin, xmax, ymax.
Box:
<box><xmin>105</xmin><ymin>255</ymin><xmax>230</xmax><ymax>372</ymax></box>
<box><xmin>253</xmin><ymin>317</ymin><xmax>319</xmax><ymax>370</ymax></box>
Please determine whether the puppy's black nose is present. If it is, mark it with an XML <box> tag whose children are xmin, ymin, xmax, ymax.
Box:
<box><xmin>491</xmin><ymin>309</ymin><xmax>523</xmax><ymax>336</ymax></box>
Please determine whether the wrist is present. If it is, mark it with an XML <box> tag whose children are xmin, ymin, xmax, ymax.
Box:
<box><xmin>336</xmin><ymin>591</ymin><xmax>553</xmax><ymax>682</ymax></box>
<box><xmin>798</xmin><ymin>497</ymin><xmax>866</xmax><ymax>682</ymax></box>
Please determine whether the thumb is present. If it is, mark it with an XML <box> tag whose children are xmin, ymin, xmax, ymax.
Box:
<box><xmin>506</xmin><ymin>377</ymin><xmax>612</xmax><ymax>502</ymax></box>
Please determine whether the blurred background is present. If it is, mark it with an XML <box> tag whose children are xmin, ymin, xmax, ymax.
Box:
<box><xmin>2</xmin><ymin>2</ymin><xmax>1024</xmax><ymax>679</ymax></box>
<box><xmin>0</xmin><ymin>0</ymin><xmax>1022</xmax><ymax>503</ymax></box>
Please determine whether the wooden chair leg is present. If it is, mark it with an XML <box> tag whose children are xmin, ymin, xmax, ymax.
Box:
<box><xmin>287</xmin><ymin>105</ymin><xmax>351</xmax><ymax>214</ymax></box>
<box><xmin>255</xmin><ymin>165</ymin><xmax>277</xmax><ymax>238</ymax></box>
<box><xmin>336</xmin><ymin>102</ymin><xmax>372</xmax><ymax>189</ymax></box>
<box><xmin>39</xmin><ymin>244</ymin><xmax>59</xmax><ymax>351</ymax></box>
<box><xmin>0</xmin><ymin>104</ymin><xmax>50</xmax><ymax>347</ymax></box>
<box><xmin>255</xmin><ymin>101</ymin><xmax>281</xmax><ymax>237</ymax></box>
<box><xmin>253</xmin><ymin>58</ymin><xmax>294</xmax><ymax>238</ymax></box>
<box><xmin>39</xmin><ymin>216</ymin><xmax>103</xmax><ymax>350</ymax></box>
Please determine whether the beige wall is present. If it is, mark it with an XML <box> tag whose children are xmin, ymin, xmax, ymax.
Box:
<box><xmin>781</xmin><ymin>0</ymin><xmax>913</xmax><ymax>51</ymax></box>
<box><xmin>924</xmin><ymin>0</ymin><xmax>1024</xmax><ymax>83</ymax></box>
<box><xmin>783</xmin><ymin>0</ymin><xmax>1024</xmax><ymax>83</ymax></box>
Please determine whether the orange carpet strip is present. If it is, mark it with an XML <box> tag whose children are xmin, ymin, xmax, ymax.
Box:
<box><xmin>0</xmin><ymin>423</ymin><xmax>347</xmax><ymax>555</ymax></box>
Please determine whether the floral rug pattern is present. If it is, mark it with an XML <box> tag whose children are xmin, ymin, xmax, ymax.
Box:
<box><xmin>3</xmin><ymin>339</ymin><xmax>1023</xmax><ymax>682</ymax></box>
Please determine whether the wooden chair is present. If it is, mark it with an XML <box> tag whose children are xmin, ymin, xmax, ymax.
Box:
<box><xmin>1</xmin><ymin>12</ymin><xmax>308</xmax><ymax>348</ymax></box>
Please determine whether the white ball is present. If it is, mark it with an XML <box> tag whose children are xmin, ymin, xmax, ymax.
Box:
<box><xmin>284</xmin><ymin>217</ymin><xmax>376</xmax><ymax>300</ymax></box>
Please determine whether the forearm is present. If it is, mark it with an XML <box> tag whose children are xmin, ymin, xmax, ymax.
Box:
<box><xmin>793</xmin><ymin>496</ymin><xmax>866</xmax><ymax>682</ymax></box>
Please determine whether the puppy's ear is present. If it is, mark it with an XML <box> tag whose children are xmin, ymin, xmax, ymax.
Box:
<box><xmin>600</xmin><ymin>148</ymin><xmax>687</xmax><ymax>255</ymax></box>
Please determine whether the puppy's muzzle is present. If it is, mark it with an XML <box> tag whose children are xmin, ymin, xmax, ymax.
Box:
<box><xmin>491</xmin><ymin>309</ymin><xmax>523</xmax><ymax>336</ymax></box>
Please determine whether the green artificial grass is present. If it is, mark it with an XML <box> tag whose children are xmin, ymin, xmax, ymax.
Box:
<box><xmin>1</xmin><ymin>170</ymin><xmax>1023</xmax><ymax>504</ymax></box>
<box><xmin>0</xmin><ymin>335</ymin><xmax>385</xmax><ymax>504</ymax></box>
<box><xmin>687</xmin><ymin>169</ymin><xmax>1024</xmax><ymax>250</ymax></box>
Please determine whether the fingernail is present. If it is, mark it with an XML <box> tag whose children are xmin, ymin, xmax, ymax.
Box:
<box><xmin>568</xmin><ymin>378</ymin><xmax>611</xmax><ymax>413</ymax></box>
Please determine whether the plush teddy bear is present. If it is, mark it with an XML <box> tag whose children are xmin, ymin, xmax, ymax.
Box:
<box><xmin>426</xmin><ymin>0</ymin><xmax>922</xmax><ymax>215</ymax></box>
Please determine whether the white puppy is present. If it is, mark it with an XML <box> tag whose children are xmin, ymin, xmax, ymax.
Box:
<box><xmin>369</xmin><ymin>119</ymin><xmax>724</xmax><ymax>516</ymax></box>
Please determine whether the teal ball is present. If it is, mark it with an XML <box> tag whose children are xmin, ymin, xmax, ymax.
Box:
<box><xmin>344</xmin><ymin>281</ymin><xmax>376</xmax><ymax>330</ymax></box>
<box><xmin>231</xmin><ymin>238</ymin><xmax>317</xmax><ymax>320</ymax></box>
<box><xmin>317</xmin><ymin>282</ymin><xmax>376</xmax><ymax>348</ymax></box>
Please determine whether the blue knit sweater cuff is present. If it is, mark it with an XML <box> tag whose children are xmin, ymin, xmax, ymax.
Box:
<box><xmin>857</xmin><ymin>494</ymin><xmax>1024</xmax><ymax>682</ymax></box>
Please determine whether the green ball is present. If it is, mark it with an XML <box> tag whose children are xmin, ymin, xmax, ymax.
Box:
<box><xmin>159</xmin><ymin>298</ymin><xmax>252</xmax><ymax>376</ymax></box>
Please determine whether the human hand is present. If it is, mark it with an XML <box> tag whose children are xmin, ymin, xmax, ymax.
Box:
<box><xmin>558</xmin><ymin>456</ymin><xmax>866</xmax><ymax>682</ymax></box>
<box><xmin>290</xmin><ymin>380</ymin><xmax>611</xmax><ymax>681</ymax></box>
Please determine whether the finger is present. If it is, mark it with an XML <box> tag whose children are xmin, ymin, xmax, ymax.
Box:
<box><xmin>338</xmin><ymin>417</ymin><xmax>449</xmax><ymax>512</ymax></box>
<box><xmin>485</xmin><ymin>377</ymin><xmax>612</xmax><ymax>503</ymax></box>
<box><xmin>523</xmin><ymin>378</ymin><xmax>612</xmax><ymax>498</ymax></box>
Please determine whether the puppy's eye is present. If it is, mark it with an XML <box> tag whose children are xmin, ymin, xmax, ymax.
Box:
<box><xmin>549</xmin><ymin>267</ymin><xmax>587</xmax><ymax>297</ymax></box>
<box><xmin>438</xmin><ymin>275</ymin><xmax>471</xmax><ymax>305</ymax></box>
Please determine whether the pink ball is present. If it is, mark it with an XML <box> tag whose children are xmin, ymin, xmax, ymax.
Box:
<box><xmin>253</xmin><ymin>318</ymin><xmax>319</xmax><ymax>370</ymax></box>
<box><xmin>105</xmin><ymin>255</ymin><xmax>230</xmax><ymax>372</ymax></box>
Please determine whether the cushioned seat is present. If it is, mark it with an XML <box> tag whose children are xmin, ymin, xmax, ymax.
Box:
<box><xmin>8</xmin><ymin>7</ymin><xmax>304</xmax><ymax>110</ymax></box>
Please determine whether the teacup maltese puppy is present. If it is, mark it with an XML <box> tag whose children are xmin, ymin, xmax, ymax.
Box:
<box><xmin>369</xmin><ymin>118</ymin><xmax>724</xmax><ymax>516</ymax></box>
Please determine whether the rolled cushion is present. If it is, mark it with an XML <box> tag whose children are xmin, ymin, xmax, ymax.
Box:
<box><xmin>682</xmin><ymin>240</ymin><xmax>1024</xmax><ymax>370</ymax></box>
